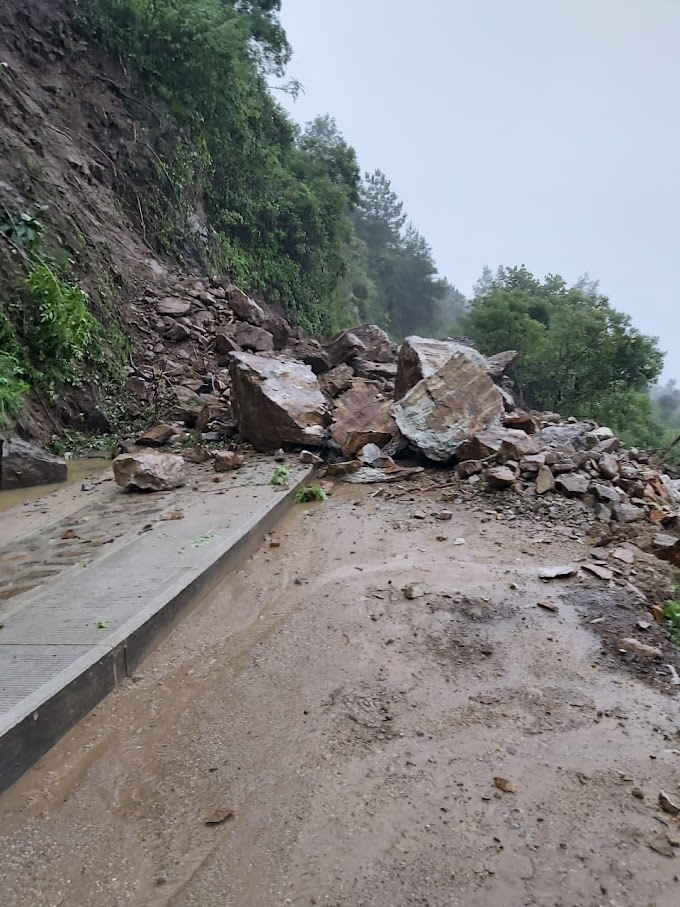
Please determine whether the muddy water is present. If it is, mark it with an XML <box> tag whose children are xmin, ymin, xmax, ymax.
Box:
<box><xmin>1</xmin><ymin>487</ymin><xmax>679</xmax><ymax>907</ymax></box>
<box><xmin>0</xmin><ymin>457</ymin><xmax>110</xmax><ymax>513</ymax></box>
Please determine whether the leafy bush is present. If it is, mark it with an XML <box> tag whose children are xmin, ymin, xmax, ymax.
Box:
<box><xmin>0</xmin><ymin>352</ymin><xmax>28</xmax><ymax>427</ymax></box>
<box><xmin>25</xmin><ymin>263</ymin><xmax>95</xmax><ymax>384</ymax></box>
<box><xmin>270</xmin><ymin>466</ymin><xmax>291</xmax><ymax>486</ymax></box>
<box><xmin>294</xmin><ymin>484</ymin><xmax>327</xmax><ymax>503</ymax></box>
<box><xmin>664</xmin><ymin>600</ymin><xmax>680</xmax><ymax>647</ymax></box>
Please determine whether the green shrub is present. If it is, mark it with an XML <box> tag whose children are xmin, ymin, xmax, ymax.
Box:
<box><xmin>294</xmin><ymin>484</ymin><xmax>327</xmax><ymax>503</ymax></box>
<box><xmin>25</xmin><ymin>263</ymin><xmax>95</xmax><ymax>384</ymax></box>
<box><xmin>0</xmin><ymin>352</ymin><xmax>28</xmax><ymax>426</ymax></box>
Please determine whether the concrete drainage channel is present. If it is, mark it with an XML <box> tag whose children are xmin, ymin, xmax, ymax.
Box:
<box><xmin>0</xmin><ymin>460</ymin><xmax>313</xmax><ymax>793</ymax></box>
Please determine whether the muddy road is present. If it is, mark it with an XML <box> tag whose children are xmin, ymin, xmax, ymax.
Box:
<box><xmin>1</xmin><ymin>484</ymin><xmax>679</xmax><ymax>906</ymax></box>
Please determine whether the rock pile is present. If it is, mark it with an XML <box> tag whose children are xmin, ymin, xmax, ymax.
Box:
<box><xmin>115</xmin><ymin>275</ymin><xmax>679</xmax><ymax>536</ymax></box>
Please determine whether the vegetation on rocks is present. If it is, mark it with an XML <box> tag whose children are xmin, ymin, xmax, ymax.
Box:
<box><xmin>0</xmin><ymin>203</ymin><xmax>123</xmax><ymax>425</ymax></box>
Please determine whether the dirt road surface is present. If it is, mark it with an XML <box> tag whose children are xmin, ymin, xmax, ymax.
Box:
<box><xmin>1</xmin><ymin>484</ymin><xmax>679</xmax><ymax>906</ymax></box>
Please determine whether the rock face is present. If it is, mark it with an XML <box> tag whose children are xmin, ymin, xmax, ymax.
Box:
<box><xmin>395</xmin><ymin>337</ymin><xmax>488</xmax><ymax>400</ymax></box>
<box><xmin>392</xmin><ymin>354</ymin><xmax>505</xmax><ymax>462</ymax></box>
<box><xmin>0</xmin><ymin>438</ymin><xmax>68</xmax><ymax>490</ymax></box>
<box><xmin>229</xmin><ymin>352</ymin><xmax>331</xmax><ymax>451</ymax></box>
<box><xmin>331</xmin><ymin>380</ymin><xmax>397</xmax><ymax>456</ymax></box>
<box><xmin>485</xmin><ymin>465</ymin><xmax>517</xmax><ymax>489</ymax></box>
<box><xmin>112</xmin><ymin>452</ymin><xmax>186</xmax><ymax>491</ymax></box>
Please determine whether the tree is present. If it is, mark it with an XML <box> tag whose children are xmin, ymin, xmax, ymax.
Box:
<box><xmin>464</xmin><ymin>267</ymin><xmax>664</xmax><ymax>443</ymax></box>
<box><xmin>352</xmin><ymin>171</ymin><xmax>449</xmax><ymax>337</ymax></box>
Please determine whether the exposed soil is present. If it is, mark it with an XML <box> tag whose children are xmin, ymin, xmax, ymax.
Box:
<box><xmin>0</xmin><ymin>482</ymin><xmax>679</xmax><ymax>906</ymax></box>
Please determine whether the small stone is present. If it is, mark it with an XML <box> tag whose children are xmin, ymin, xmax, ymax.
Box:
<box><xmin>631</xmin><ymin>787</ymin><xmax>644</xmax><ymax>800</ymax></box>
<box><xmin>539</xmin><ymin>566</ymin><xmax>576</xmax><ymax>580</ymax></box>
<box><xmin>582</xmin><ymin>563</ymin><xmax>613</xmax><ymax>581</ymax></box>
<box><xmin>612</xmin><ymin>503</ymin><xmax>646</xmax><ymax>523</ymax></box>
<box><xmin>274</xmin><ymin>449</ymin><xmax>286</xmax><ymax>462</ymax></box>
<box><xmin>214</xmin><ymin>451</ymin><xmax>245</xmax><ymax>472</ymax></box>
<box><xmin>537</xmin><ymin>601</ymin><xmax>559</xmax><ymax>613</ymax></box>
<box><xmin>619</xmin><ymin>638</ymin><xmax>662</xmax><ymax>659</ymax></box>
<box><xmin>484</xmin><ymin>465</ymin><xmax>516</xmax><ymax>490</ymax></box>
<box><xmin>555</xmin><ymin>473</ymin><xmax>590</xmax><ymax>496</ymax></box>
<box><xmin>300</xmin><ymin>450</ymin><xmax>323</xmax><ymax>465</ymax></box>
<box><xmin>137</xmin><ymin>423</ymin><xmax>176</xmax><ymax>447</ymax></box>
<box><xmin>648</xmin><ymin>835</ymin><xmax>676</xmax><ymax>858</ymax></box>
<box><xmin>403</xmin><ymin>584</ymin><xmax>425</xmax><ymax>600</ymax></box>
<box><xmin>535</xmin><ymin>464</ymin><xmax>555</xmax><ymax>495</ymax></box>
<box><xmin>659</xmin><ymin>791</ymin><xmax>680</xmax><ymax>817</ymax></box>
<box><xmin>435</xmin><ymin>510</ymin><xmax>453</xmax><ymax>521</ymax></box>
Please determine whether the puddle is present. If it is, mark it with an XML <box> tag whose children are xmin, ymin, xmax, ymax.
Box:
<box><xmin>0</xmin><ymin>458</ymin><xmax>111</xmax><ymax>513</ymax></box>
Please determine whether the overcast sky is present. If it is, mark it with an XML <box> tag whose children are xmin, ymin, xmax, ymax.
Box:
<box><xmin>278</xmin><ymin>0</ymin><xmax>678</xmax><ymax>380</ymax></box>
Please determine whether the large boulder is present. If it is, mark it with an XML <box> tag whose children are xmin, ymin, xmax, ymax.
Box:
<box><xmin>331</xmin><ymin>379</ymin><xmax>397</xmax><ymax>456</ymax></box>
<box><xmin>350</xmin><ymin>325</ymin><xmax>396</xmax><ymax>363</ymax></box>
<box><xmin>286</xmin><ymin>339</ymin><xmax>331</xmax><ymax>375</ymax></box>
<box><xmin>323</xmin><ymin>330</ymin><xmax>366</xmax><ymax>367</ymax></box>
<box><xmin>391</xmin><ymin>353</ymin><xmax>505</xmax><ymax>462</ymax></box>
<box><xmin>225</xmin><ymin>287</ymin><xmax>266</xmax><ymax>325</ymax></box>
<box><xmin>456</xmin><ymin>427</ymin><xmax>539</xmax><ymax>462</ymax></box>
<box><xmin>228</xmin><ymin>322</ymin><xmax>274</xmax><ymax>353</ymax></box>
<box><xmin>112</xmin><ymin>451</ymin><xmax>186</xmax><ymax>491</ymax></box>
<box><xmin>534</xmin><ymin>421</ymin><xmax>595</xmax><ymax>450</ymax></box>
<box><xmin>261</xmin><ymin>315</ymin><xmax>292</xmax><ymax>351</ymax></box>
<box><xmin>395</xmin><ymin>337</ymin><xmax>487</xmax><ymax>400</ymax></box>
<box><xmin>0</xmin><ymin>438</ymin><xmax>67</xmax><ymax>490</ymax></box>
<box><xmin>229</xmin><ymin>352</ymin><xmax>331</xmax><ymax>450</ymax></box>
<box><xmin>350</xmin><ymin>359</ymin><xmax>398</xmax><ymax>382</ymax></box>
<box><xmin>319</xmin><ymin>364</ymin><xmax>354</xmax><ymax>398</ymax></box>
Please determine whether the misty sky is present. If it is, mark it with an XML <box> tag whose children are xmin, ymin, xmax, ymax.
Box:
<box><xmin>278</xmin><ymin>0</ymin><xmax>678</xmax><ymax>380</ymax></box>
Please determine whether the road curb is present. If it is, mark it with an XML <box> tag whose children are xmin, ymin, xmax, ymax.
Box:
<box><xmin>0</xmin><ymin>468</ymin><xmax>312</xmax><ymax>793</ymax></box>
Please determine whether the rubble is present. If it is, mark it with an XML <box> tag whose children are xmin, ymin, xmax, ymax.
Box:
<box><xmin>110</xmin><ymin>268</ymin><xmax>678</xmax><ymax>567</ymax></box>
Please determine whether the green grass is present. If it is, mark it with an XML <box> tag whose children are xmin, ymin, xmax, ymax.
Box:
<box><xmin>270</xmin><ymin>466</ymin><xmax>291</xmax><ymax>486</ymax></box>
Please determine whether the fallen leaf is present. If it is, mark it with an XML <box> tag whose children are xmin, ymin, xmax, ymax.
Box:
<box><xmin>493</xmin><ymin>776</ymin><xmax>517</xmax><ymax>794</ymax></box>
<box><xmin>96</xmin><ymin>619</ymin><xmax>111</xmax><ymax>630</ymax></box>
<box><xmin>160</xmin><ymin>511</ymin><xmax>184</xmax><ymax>521</ymax></box>
<box><xmin>204</xmin><ymin>808</ymin><xmax>234</xmax><ymax>826</ymax></box>
<box><xmin>61</xmin><ymin>529</ymin><xmax>77</xmax><ymax>540</ymax></box>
